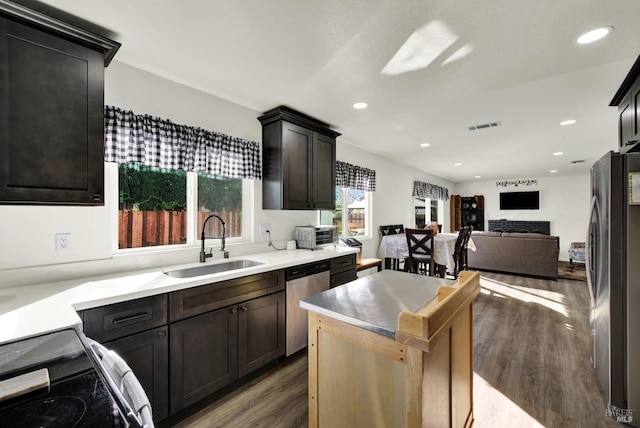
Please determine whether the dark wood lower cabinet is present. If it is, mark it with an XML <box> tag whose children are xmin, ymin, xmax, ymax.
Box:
<box><xmin>238</xmin><ymin>291</ymin><xmax>285</xmax><ymax>378</ymax></box>
<box><xmin>105</xmin><ymin>326</ymin><xmax>169</xmax><ymax>421</ymax></box>
<box><xmin>169</xmin><ymin>306</ymin><xmax>239</xmax><ymax>414</ymax></box>
<box><xmin>82</xmin><ymin>273</ymin><xmax>288</xmax><ymax>421</ymax></box>
<box><xmin>170</xmin><ymin>291</ymin><xmax>285</xmax><ymax>415</ymax></box>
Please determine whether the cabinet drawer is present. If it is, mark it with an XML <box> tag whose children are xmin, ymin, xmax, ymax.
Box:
<box><xmin>330</xmin><ymin>270</ymin><xmax>357</xmax><ymax>288</ymax></box>
<box><xmin>82</xmin><ymin>294</ymin><xmax>168</xmax><ymax>342</ymax></box>
<box><xmin>330</xmin><ymin>254</ymin><xmax>356</xmax><ymax>275</ymax></box>
<box><xmin>170</xmin><ymin>270</ymin><xmax>285</xmax><ymax>321</ymax></box>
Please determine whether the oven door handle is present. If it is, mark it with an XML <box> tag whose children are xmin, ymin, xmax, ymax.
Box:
<box><xmin>86</xmin><ymin>339</ymin><xmax>147</xmax><ymax>428</ymax></box>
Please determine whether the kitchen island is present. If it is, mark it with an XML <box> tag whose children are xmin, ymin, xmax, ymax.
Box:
<box><xmin>301</xmin><ymin>269</ymin><xmax>480</xmax><ymax>428</ymax></box>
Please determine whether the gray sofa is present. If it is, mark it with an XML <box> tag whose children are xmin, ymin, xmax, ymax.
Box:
<box><xmin>467</xmin><ymin>231</ymin><xmax>559</xmax><ymax>279</ymax></box>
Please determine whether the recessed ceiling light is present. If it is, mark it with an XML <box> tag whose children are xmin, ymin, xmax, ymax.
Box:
<box><xmin>475</xmin><ymin>176</ymin><xmax>481</xmax><ymax>179</ymax></box>
<box><xmin>577</xmin><ymin>27</ymin><xmax>612</xmax><ymax>44</ymax></box>
<box><xmin>560</xmin><ymin>119</ymin><xmax>576</xmax><ymax>126</ymax></box>
<box><xmin>553</xmin><ymin>152</ymin><xmax>564</xmax><ymax>156</ymax></box>
<box><xmin>454</xmin><ymin>162</ymin><xmax>462</xmax><ymax>166</ymax></box>
<box><xmin>420</xmin><ymin>143</ymin><xmax>430</xmax><ymax>147</ymax></box>
<box><xmin>550</xmin><ymin>169</ymin><xmax>558</xmax><ymax>173</ymax></box>
<box><xmin>353</xmin><ymin>102</ymin><xmax>368</xmax><ymax>110</ymax></box>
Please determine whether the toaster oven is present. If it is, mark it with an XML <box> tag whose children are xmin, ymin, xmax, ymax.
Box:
<box><xmin>295</xmin><ymin>226</ymin><xmax>337</xmax><ymax>249</ymax></box>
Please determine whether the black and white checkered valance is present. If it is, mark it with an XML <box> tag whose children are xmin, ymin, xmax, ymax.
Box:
<box><xmin>336</xmin><ymin>161</ymin><xmax>376</xmax><ymax>191</ymax></box>
<box><xmin>104</xmin><ymin>106</ymin><xmax>261</xmax><ymax>179</ymax></box>
<box><xmin>412</xmin><ymin>180</ymin><xmax>449</xmax><ymax>200</ymax></box>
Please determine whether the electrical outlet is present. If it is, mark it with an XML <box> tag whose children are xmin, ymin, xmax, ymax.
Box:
<box><xmin>55</xmin><ymin>233</ymin><xmax>72</xmax><ymax>252</ymax></box>
<box><xmin>260</xmin><ymin>223</ymin><xmax>270</xmax><ymax>235</ymax></box>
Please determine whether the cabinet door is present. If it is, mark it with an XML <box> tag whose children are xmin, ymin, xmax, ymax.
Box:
<box><xmin>475</xmin><ymin>195</ymin><xmax>485</xmax><ymax>231</ymax></box>
<box><xmin>170</xmin><ymin>306</ymin><xmax>238</xmax><ymax>414</ymax></box>
<box><xmin>619</xmin><ymin>91</ymin><xmax>634</xmax><ymax>149</ymax></box>
<box><xmin>105</xmin><ymin>326</ymin><xmax>169</xmax><ymax>421</ymax></box>
<box><xmin>238</xmin><ymin>292</ymin><xmax>285</xmax><ymax>378</ymax></box>
<box><xmin>450</xmin><ymin>195</ymin><xmax>462</xmax><ymax>232</ymax></box>
<box><xmin>312</xmin><ymin>132</ymin><xmax>336</xmax><ymax>209</ymax></box>
<box><xmin>282</xmin><ymin>121</ymin><xmax>313</xmax><ymax>209</ymax></box>
<box><xmin>632</xmin><ymin>81</ymin><xmax>640</xmax><ymax>145</ymax></box>
<box><xmin>0</xmin><ymin>17</ymin><xmax>105</xmax><ymax>205</ymax></box>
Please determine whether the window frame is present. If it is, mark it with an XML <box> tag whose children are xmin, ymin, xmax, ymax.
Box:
<box><xmin>321</xmin><ymin>186</ymin><xmax>373</xmax><ymax>239</ymax></box>
<box><xmin>413</xmin><ymin>196</ymin><xmax>443</xmax><ymax>227</ymax></box>
<box><xmin>108</xmin><ymin>163</ymin><xmax>252</xmax><ymax>253</ymax></box>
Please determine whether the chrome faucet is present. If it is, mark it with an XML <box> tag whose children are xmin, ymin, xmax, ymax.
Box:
<box><xmin>200</xmin><ymin>213</ymin><xmax>229</xmax><ymax>262</ymax></box>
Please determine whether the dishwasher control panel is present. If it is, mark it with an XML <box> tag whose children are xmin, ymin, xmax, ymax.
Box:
<box><xmin>285</xmin><ymin>261</ymin><xmax>330</xmax><ymax>281</ymax></box>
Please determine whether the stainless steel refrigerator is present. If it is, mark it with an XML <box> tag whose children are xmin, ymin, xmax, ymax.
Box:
<box><xmin>588</xmin><ymin>149</ymin><xmax>640</xmax><ymax>425</ymax></box>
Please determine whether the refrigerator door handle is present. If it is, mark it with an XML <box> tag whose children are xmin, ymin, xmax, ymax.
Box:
<box><xmin>586</xmin><ymin>195</ymin><xmax>598</xmax><ymax>306</ymax></box>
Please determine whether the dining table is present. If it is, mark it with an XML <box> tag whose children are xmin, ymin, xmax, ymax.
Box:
<box><xmin>377</xmin><ymin>232</ymin><xmax>476</xmax><ymax>274</ymax></box>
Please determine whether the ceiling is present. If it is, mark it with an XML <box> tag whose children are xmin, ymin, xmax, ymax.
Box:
<box><xmin>30</xmin><ymin>0</ymin><xmax>640</xmax><ymax>183</ymax></box>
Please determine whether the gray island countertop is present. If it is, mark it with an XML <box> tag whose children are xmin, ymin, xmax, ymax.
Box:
<box><xmin>300</xmin><ymin>270</ymin><xmax>455</xmax><ymax>338</ymax></box>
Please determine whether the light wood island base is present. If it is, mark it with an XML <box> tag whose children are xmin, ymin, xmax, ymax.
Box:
<box><xmin>306</xmin><ymin>271</ymin><xmax>480</xmax><ymax>428</ymax></box>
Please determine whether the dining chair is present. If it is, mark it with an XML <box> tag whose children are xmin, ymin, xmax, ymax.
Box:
<box><xmin>404</xmin><ymin>228</ymin><xmax>435</xmax><ymax>276</ymax></box>
<box><xmin>452</xmin><ymin>226</ymin><xmax>473</xmax><ymax>279</ymax></box>
<box><xmin>451</xmin><ymin>227</ymin><xmax>467</xmax><ymax>279</ymax></box>
<box><xmin>380</xmin><ymin>224</ymin><xmax>405</xmax><ymax>270</ymax></box>
<box><xmin>462</xmin><ymin>226</ymin><xmax>474</xmax><ymax>272</ymax></box>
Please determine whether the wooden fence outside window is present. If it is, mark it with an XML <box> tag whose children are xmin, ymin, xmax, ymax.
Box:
<box><xmin>118</xmin><ymin>210</ymin><xmax>241</xmax><ymax>249</ymax></box>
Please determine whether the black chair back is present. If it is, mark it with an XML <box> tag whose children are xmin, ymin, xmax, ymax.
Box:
<box><xmin>380</xmin><ymin>224</ymin><xmax>404</xmax><ymax>236</ymax></box>
<box><xmin>452</xmin><ymin>226</ymin><xmax>473</xmax><ymax>278</ymax></box>
<box><xmin>405</xmin><ymin>228</ymin><xmax>435</xmax><ymax>275</ymax></box>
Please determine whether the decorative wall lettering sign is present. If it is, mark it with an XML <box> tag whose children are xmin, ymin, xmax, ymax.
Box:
<box><xmin>495</xmin><ymin>179</ymin><xmax>538</xmax><ymax>187</ymax></box>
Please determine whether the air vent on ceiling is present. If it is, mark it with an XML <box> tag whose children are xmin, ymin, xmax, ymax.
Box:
<box><xmin>571</xmin><ymin>159</ymin><xmax>586</xmax><ymax>164</ymax></box>
<box><xmin>468</xmin><ymin>121</ymin><xmax>502</xmax><ymax>132</ymax></box>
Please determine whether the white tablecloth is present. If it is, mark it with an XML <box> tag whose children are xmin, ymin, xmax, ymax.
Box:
<box><xmin>377</xmin><ymin>233</ymin><xmax>476</xmax><ymax>271</ymax></box>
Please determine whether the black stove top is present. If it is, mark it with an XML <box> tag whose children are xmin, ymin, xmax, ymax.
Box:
<box><xmin>0</xmin><ymin>329</ymin><xmax>130</xmax><ymax>427</ymax></box>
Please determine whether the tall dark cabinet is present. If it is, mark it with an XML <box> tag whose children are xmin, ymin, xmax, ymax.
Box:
<box><xmin>259</xmin><ymin>106</ymin><xmax>340</xmax><ymax>210</ymax></box>
<box><xmin>0</xmin><ymin>2</ymin><xmax>119</xmax><ymax>205</ymax></box>
<box><xmin>610</xmin><ymin>54</ymin><xmax>640</xmax><ymax>153</ymax></box>
<box><xmin>450</xmin><ymin>194</ymin><xmax>484</xmax><ymax>231</ymax></box>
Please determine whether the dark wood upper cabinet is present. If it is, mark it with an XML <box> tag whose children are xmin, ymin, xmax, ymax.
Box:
<box><xmin>259</xmin><ymin>106</ymin><xmax>340</xmax><ymax>210</ymax></box>
<box><xmin>610</xmin><ymin>54</ymin><xmax>640</xmax><ymax>153</ymax></box>
<box><xmin>0</xmin><ymin>2</ymin><xmax>119</xmax><ymax>205</ymax></box>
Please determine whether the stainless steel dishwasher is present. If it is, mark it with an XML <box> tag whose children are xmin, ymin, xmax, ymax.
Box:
<box><xmin>286</xmin><ymin>260</ymin><xmax>330</xmax><ymax>356</ymax></box>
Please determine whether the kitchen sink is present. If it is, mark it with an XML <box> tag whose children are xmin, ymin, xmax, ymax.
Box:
<box><xmin>163</xmin><ymin>260</ymin><xmax>264</xmax><ymax>278</ymax></box>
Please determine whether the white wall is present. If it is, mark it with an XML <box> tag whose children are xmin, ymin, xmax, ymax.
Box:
<box><xmin>0</xmin><ymin>61</ymin><xmax>454</xmax><ymax>287</ymax></box>
<box><xmin>455</xmin><ymin>174</ymin><xmax>590</xmax><ymax>261</ymax></box>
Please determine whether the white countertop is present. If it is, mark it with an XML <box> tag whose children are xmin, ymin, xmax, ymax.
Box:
<box><xmin>0</xmin><ymin>247</ymin><xmax>358</xmax><ymax>346</ymax></box>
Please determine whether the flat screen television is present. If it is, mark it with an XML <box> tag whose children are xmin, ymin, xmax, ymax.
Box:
<box><xmin>499</xmin><ymin>191</ymin><xmax>539</xmax><ymax>210</ymax></box>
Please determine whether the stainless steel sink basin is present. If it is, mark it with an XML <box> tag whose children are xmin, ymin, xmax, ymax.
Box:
<box><xmin>163</xmin><ymin>260</ymin><xmax>263</xmax><ymax>278</ymax></box>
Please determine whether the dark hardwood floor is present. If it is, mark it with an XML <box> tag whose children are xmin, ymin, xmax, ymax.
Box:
<box><xmin>173</xmin><ymin>272</ymin><xmax>618</xmax><ymax>428</ymax></box>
